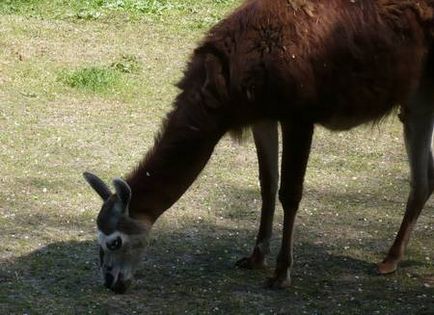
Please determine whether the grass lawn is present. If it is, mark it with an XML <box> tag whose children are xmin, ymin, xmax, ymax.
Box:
<box><xmin>0</xmin><ymin>1</ymin><xmax>433</xmax><ymax>314</ymax></box>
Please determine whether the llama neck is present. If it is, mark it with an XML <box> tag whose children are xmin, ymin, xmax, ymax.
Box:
<box><xmin>126</xmin><ymin>98</ymin><xmax>227</xmax><ymax>223</ymax></box>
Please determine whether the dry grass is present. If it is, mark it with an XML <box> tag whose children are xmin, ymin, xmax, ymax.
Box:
<box><xmin>0</xmin><ymin>1</ymin><xmax>433</xmax><ymax>314</ymax></box>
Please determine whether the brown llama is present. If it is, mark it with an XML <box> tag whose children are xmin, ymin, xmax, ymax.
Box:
<box><xmin>83</xmin><ymin>0</ymin><xmax>434</xmax><ymax>293</ymax></box>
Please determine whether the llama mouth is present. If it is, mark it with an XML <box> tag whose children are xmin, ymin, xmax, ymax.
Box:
<box><xmin>111</xmin><ymin>280</ymin><xmax>130</xmax><ymax>294</ymax></box>
<box><xmin>104</xmin><ymin>272</ymin><xmax>131</xmax><ymax>294</ymax></box>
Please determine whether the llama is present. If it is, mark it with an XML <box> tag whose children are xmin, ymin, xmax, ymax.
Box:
<box><xmin>84</xmin><ymin>0</ymin><xmax>434</xmax><ymax>293</ymax></box>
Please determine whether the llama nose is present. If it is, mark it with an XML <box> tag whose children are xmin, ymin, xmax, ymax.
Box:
<box><xmin>104</xmin><ymin>273</ymin><xmax>114</xmax><ymax>288</ymax></box>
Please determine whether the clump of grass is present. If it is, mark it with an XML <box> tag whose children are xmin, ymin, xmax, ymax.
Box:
<box><xmin>0</xmin><ymin>1</ymin><xmax>15</xmax><ymax>14</ymax></box>
<box><xmin>75</xmin><ymin>9</ymin><xmax>103</xmax><ymax>20</ymax></box>
<box><xmin>58</xmin><ymin>55</ymin><xmax>142</xmax><ymax>92</ymax></box>
<box><xmin>0</xmin><ymin>0</ymin><xmax>172</xmax><ymax>18</ymax></box>
<box><xmin>110</xmin><ymin>54</ymin><xmax>142</xmax><ymax>74</ymax></box>
<box><xmin>125</xmin><ymin>0</ymin><xmax>183</xmax><ymax>14</ymax></box>
<box><xmin>213</xmin><ymin>0</ymin><xmax>232</xmax><ymax>4</ymax></box>
<box><xmin>59</xmin><ymin>66</ymin><xmax>120</xmax><ymax>92</ymax></box>
<box><xmin>72</xmin><ymin>0</ymin><xmax>185</xmax><ymax>20</ymax></box>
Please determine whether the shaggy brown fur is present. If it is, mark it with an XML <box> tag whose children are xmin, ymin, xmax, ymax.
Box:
<box><xmin>185</xmin><ymin>0</ymin><xmax>433</xmax><ymax>129</ymax></box>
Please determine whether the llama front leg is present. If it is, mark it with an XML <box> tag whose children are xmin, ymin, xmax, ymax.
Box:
<box><xmin>267</xmin><ymin>121</ymin><xmax>314</xmax><ymax>288</ymax></box>
<box><xmin>236</xmin><ymin>121</ymin><xmax>279</xmax><ymax>269</ymax></box>
<box><xmin>377</xmin><ymin>94</ymin><xmax>434</xmax><ymax>274</ymax></box>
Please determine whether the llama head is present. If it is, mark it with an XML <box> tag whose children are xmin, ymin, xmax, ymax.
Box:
<box><xmin>83</xmin><ymin>172</ymin><xmax>150</xmax><ymax>294</ymax></box>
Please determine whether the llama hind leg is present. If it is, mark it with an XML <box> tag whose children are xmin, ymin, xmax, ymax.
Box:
<box><xmin>236</xmin><ymin>121</ymin><xmax>279</xmax><ymax>269</ymax></box>
<box><xmin>377</xmin><ymin>97</ymin><xmax>434</xmax><ymax>274</ymax></box>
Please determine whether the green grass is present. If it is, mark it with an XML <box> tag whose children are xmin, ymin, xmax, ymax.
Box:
<box><xmin>0</xmin><ymin>0</ymin><xmax>179</xmax><ymax>16</ymax></box>
<box><xmin>59</xmin><ymin>66</ymin><xmax>121</xmax><ymax>91</ymax></box>
<box><xmin>111</xmin><ymin>54</ymin><xmax>142</xmax><ymax>73</ymax></box>
<box><xmin>0</xmin><ymin>1</ymin><xmax>433</xmax><ymax>314</ymax></box>
<box><xmin>57</xmin><ymin>56</ymin><xmax>141</xmax><ymax>92</ymax></box>
<box><xmin>0</xmin><ymin>0</ymin><xmax>232</xmax><ymax>22</ymax></box>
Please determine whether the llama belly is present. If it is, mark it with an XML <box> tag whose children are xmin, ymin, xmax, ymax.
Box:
<box><xmin>317</xmin><ymin>110</ymin><xmax>393</xmax><ymax>131</ymax></box>
<box><xmin>306</xmin><ymin>56</ymin><xmax>422</xmax><ymax>131</ymax></box>
<box><xmin>314</xmin><ymin>99</ymin><xmax>399</xmax><ymax>131</ymax></box>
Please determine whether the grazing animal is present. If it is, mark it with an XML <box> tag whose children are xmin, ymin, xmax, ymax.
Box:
<box><xmin>84</xmin><ymin>0</ymin><xmax>434</xmax><ymax>293</ymax></box>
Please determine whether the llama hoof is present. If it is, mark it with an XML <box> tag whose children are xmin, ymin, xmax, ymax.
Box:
<box><xmin>376</xmin><ymin>260</ymin><xmax>398</xmax><ymax>275</ymax></box>
<box><xmin>265</xmin><ymin>276</ymin><xmax>291</xmax><ymax>289</ymax></box>
<box><xmin>235</xmin><ymin>257</ymin><xmax>266</xmax><ymax>269</ymax></box>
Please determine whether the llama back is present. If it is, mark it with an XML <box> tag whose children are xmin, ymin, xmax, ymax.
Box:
<box><xmin>179</xmin><ymin>0</ymin><xmax>432</xmax><ymax>130</ymax></box>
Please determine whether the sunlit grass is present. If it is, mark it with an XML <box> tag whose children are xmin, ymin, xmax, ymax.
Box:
<box><xmin>58</xmin><ymin>55</ymin><xmax>143</xmax><ymax>92</ymax></box>
<box><xmin>0</xmin><ymin>0</ymin><xmax>235</xmax><ymax>21</ymax></box>
<box><xmin>59</xmin><ymin>66</ymin><xmax>120</xmax><ymax>91</ymax></box>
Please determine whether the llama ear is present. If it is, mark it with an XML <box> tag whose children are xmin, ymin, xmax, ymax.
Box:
<box><xmin>113</xmin><ymin>178</ymin><xmax>131</xmax><ymax>209</ymax></box>
<box><xmin>202</xmin><ymin>54</ymin><xmax>228</xmax><ymax>107</ymax></box>
<box><xmin>83</xmin><ymin>172</ymin><xmax>112</xmax><ymax>200</ymax></box>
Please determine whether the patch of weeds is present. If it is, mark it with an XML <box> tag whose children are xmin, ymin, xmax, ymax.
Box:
<box><xmin>75</xmin><ymin>9</ymin><xmax>103</xmax><ymax>20</ymax></box>
<box><xmin>110</xmin><ymin>55</ymin><xmax>142</xmax><ymax>74</ymax></box>
<box><xmin>59</xmin><ymin>66</ymin><xmax>120</xmax><ymax>92</ymax></box>
<box><xmin>58</xmin><ymin>55</ymin><xmax>141</xmax><ymax>92</ymax></box>
<box><xmin>128</xmin><ymin>0</ymin><xmax>184</xmax><ymax>15</ymax></box>
<box><xmin>0</xmin><ymin>0</ymin><xmax>17</xmax><ymax>14</ymax></box>
<box><xmin>101</xmin><ymin>0</ymin><xmax>127</xmax><ymax>9</ymax></box>
<box><xmin>213</xmin><ymin>0</ymin><xmax>233</xmax><ymax>4</ymax></box>
<box><xmin>99</xmin><ymin>0</ymin><xmax>185</xmax><ymax>15</ymax></box>
<box><xmin>0</xmin><ymin>0</ymin><xmax>238</xmax><ymax>20</ymax></box>
<box><xmin>0</xmin><ymin>0</ymin><xmax>39</xmax><ymax>15</ymax></box>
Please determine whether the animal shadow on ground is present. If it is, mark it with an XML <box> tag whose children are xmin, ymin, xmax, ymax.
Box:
<box><xmin>1</xmin><ymin>220</ymin><xmax>433</xmax><ymax>314</ymax></box>
<box><xmin>0</xmin><ymin>181</ymin><xmax>433</xmax><ymax>314</ymax></box>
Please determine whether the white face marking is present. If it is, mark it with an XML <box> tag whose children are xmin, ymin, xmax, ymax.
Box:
<box><xmin>97</xmin><ymin>230</ymin><xmax>130</xmax><ymax>251</ymax></box>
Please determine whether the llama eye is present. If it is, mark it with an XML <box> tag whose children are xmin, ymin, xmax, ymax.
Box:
<box><xmin>107</xmin><ymin>236</ymin><xmax>122</xmax><ymax>251</ymax></box>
